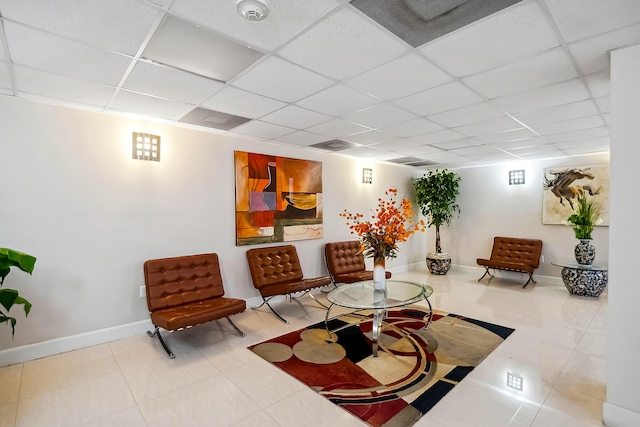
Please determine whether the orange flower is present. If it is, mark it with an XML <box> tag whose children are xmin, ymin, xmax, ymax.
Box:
<box><xmin>339</xmin><ymin>187</ymin><xmax>426</xmax><ymax>262</ymax></box>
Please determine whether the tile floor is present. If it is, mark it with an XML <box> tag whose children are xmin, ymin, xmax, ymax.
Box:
<box><xmin>0</xmin><ymin>268</ymin><xmax>607</xmax><ymax>427</ymax></box>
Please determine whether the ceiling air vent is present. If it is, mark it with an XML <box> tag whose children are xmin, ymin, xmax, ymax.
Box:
<box><xmin>310</xmin><ymin>139</ymin><xmax>360</xmax><ymax>152</ymax></box>
<box><xmin>179</xmin><ymin>107</ymin><xmax>251</xmax><ymax>131</ymax></box>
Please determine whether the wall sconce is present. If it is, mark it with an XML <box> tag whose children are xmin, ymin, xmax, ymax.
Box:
<box><xmin>507</xmin><ymin>372</ymin><xmax>523</xmax><ymax>391</ymax></box>
<box><xmin>132</xmin><ymin>132</ymin><xmax>160</xmax><ymax>162</ymax></box>
<box><xmin>509</xmin><ymin>169</ymin><xmax>525</xmax><ymax>185</ymax></box>
<box><xmin>362</xmin><ymin>168</ymin><xmax>373</xmax><ymax>184</ymax></box>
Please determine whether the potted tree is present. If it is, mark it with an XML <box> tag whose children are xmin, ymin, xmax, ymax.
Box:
<box><xmin>566</xmin><ymin>194</ymin><xmax>602</xmax><ymax>265</ymax></box>
<box><xmin>0</xmin><ymin>248</ymin><xmax>37</xmax><ymax>336</ymax></box>
<box><xmin>414</xmin><ymin>169</ymin><xmax>461</xmax><ymax>275</ymax></box>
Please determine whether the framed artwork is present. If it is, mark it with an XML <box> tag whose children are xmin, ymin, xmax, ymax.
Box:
<box><xmin>542</xmin><ymin>164</ymin><xmax>609</xmax><ymax>225</ymax></box>
<box><xmin>234</xmin><ymin>151</ymin><xmax>323</xmax><ymax>246</ymax></box>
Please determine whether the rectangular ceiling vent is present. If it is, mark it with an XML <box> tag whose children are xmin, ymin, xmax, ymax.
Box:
<box><xmin>388</xmin><ymin>156</ymin><xmax>424</xmax><ymax>164</ymax></box>
<box><xmin>179</xmin><ymin>107</ymin><xmax>251</xmax><ymax>131</ymax></box>
<box><xmin>311</xmin><ymin>139</ymin><xmax>360</xmax><ymax>151</ymax></box>
<box><xmin>407</xmin><ymin>160</ymin><xmax>438</xmax><ymax>167</ymax></box>
<box><xmin>351</xmin><ymin>0</ymin><xmax>524</xmax><ymax>47</ymax></box>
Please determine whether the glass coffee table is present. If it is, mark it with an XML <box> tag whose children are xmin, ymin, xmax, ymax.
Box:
<box><xmin>551</xmin><ymin>262</ymin><xmax>608</xmax><ymax>297</ymax></box>
<box><xmin>325</xmin><ymin>280</ymin><xmax>434</xmax><ymax>357</ymax></box>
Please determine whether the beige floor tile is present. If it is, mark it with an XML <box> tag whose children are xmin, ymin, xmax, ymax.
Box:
<box><xmin>224</xmin><ymin>358</ymin><xmax>305</xmax><ymax>408</ymax></box>
<box><xmin>531</xmin><ymin>384</ymin><xmax>604</xmax><ymax>427</ymax></box>
<box><xmin>0</xmin><ymin>401</ymin><xmax>17</xmax><ymax>427</ymax></box>
<box><xmin>139</xmin><ymin>375</ymin><xmax>261</xmax><ymax>427</ymax></box>
<box><xmin>15</xmin><ymin>372</ymin><xmax>136</xmax><ymax>427</ymax></box>
<box><xmin>0</xmin><ymin>364</ymin><xmax>22</xmax><ymax>404</ymax></box>
<box><xmin>554</xmin><ymin>350</ymin><xmax>606</xmax><ymax>401</ymax></box>
<box><xmin>230</xmin><ymin>410</ymin><xmax>281</xmax><ymax>427</ymax></box>
<box><xmin>83</xmin><ymin>406</ymin><xmax>147</xmax><ymax>427</ymax></box>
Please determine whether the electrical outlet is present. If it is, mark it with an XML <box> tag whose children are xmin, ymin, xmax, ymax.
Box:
<box><xmin>540</xmin><ymin>255</ymin><xmax>544</xmax><ymax>263</ymax></box>
<box><xmin>140</xmin><ymin>286</ymin><xmax>146</xmax><ymax>298</ymax></box>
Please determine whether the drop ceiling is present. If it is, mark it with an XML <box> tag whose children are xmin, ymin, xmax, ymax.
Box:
<box><xmin>1</xmin><ymin>0</ymin><xmax>638</xmax><ymax>169</ymax></box>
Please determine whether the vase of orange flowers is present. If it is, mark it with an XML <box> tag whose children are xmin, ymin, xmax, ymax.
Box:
<box><xmin>341</xmin><ymin>188</ymin><xmax>425</xmax><ymax>290</ymax></box>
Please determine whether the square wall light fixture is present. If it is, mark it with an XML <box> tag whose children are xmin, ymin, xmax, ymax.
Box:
<box><xmin>132</xmin><ymin>132</ymin><xmax>160</xmax><ymax>162</ymax></box>
<box><xmin>509</xmin><ymin>169</ymin><xmax>525</xmax><ymax>185</ymax></box>
<box><xmin>362</xmin><ymin>168</ymin><xmax>373</xmax><ymax>184</ymax></box>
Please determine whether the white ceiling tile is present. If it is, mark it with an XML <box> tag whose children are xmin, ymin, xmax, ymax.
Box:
<box><xmin>232</xmin><ymin>56</ymin><xmax>334</xmax><ymax>102</ymax></box>
<box><xmin>428</xmin><ymin>102</ymin><xmax>504</xmax><ymax>128</ymax></box>
<box><xmin>201</xmin><ymin>86</ymin><xmax>286</xmax><ymax>119</ymax></box>
<box><xmin>596</xmin><ymin>96</ymin><xmax>610</xmax><ymax>114</ymax></box>
<box><xmin>377</xmin><ymin>118</ymin><xmax>443</xmax><ymax>138</ymax></box>
<box><xmin>561</xmin><ymin>145</ymin><xmax>610</xmax><ymax>156</ymax></box>
<box><xmin>449</xmin><ymin>145</ymin><xmax>504</xmax><ymax>157</ymax></box>
<box><xmin>462</xmin><ymin>48</ymin><xmax>577</xmax><ymax>99</ymax></box>
<box><xmin>232</xmin><ymin>120</ymin><xmax>295</xmax><ymax>139</ymax></box>
<box><xmin>401</xmin><ymin>145</ymin><xmax>444</xmax><ymax>156</ymax></box>
<box><xmin>274</xmin><ymin>131</ymin><xmax>331</xmax><ymax>146</ymax></box>
<box><xmin>394</xmin><ymin>82</ymin><xmax>483</xmax><ymax>116</ymax></box>
<box><xmin>544</xmin><ymin>0</ymin><xmax>640</xmax><ymax>43</ymax></box>
<box><xmin>544</xmin><ymin>127</ymin><xmax>610</xmax><ymax>143</ymax></box>
<box><xmin>514</xmin><ymin>100</ymin><xmax>600</xmax><ymax>127</ymax></box>
<box><xmin>505</xmin><ymin>144</ymin><xmax>561</xmax><ymax>155</ymax></box>
<box><xmin>335</xmin><ymin>146</ymin><xmax>385</xmax><ymax>158</ymax></box>
<box><xmin>296</xmin><ymin>85</ymin><xmax>381</xmax><ymax>116</ymax></box>
<box><xmin>568</xmin><ymin>23</ymin><xmax>640</xmax><ymax>75</ymax></box>
<box><xmin>14</xmin><ymin>65</ymin><xmax>115</xmax><ymax>107</ymax></box>
<box><xmin>492</xmin><ymin>79</ymin><xmax>591</xmax><ymax>114</ymax></box>
<box><xmin>306</xmin><ymin>119</ymin><xmax>370</xmax><ymax>138</ymax></box>
<box><xmin>407</xmin><ymin>129</ymin><xmax>466</xmax><ymax>145</ymax></box>
<box><xmin>0</xmin><ymin>61</ymin><xmax>11</xmax><ymax>89</ymax></box>
<box><xmin>455</xmin><ymin>116</ymin><xmax>523</xmax><ymax>137</ymax></box>
<box><xmin>531</xmin><ymin>115</ymin><xmax>606</xmax><ymax>135</ymax></box>
<box><xmin>585</xmin><ymin>71</ymin><xmax>610</xmax><ymax>98</ymax></box>
<box><xmin>372</xmin><ymin>139</ymin><xmax>422</xmax><ymax>151</ymax></box>
<box><xmin>475</xmin><ymin>129</ymin><xmax>538</xmax><ymax>144</ymax></box>
<box><xmin>344</xmin><ymin>130</ymin><xmax>399</xmax><ymax>145</ymax></box>
<box><xmin>123</xmin><ymin>61</ymin><xmax>224</xmax><ymax>105</ymax></box>
<box><xmin>277</xmin><ymin>7</ymin><xmax>408</xmax><ymax>80</ymax></box>
<box><xmin>490</xmin><ymin>137</ymin><xmax>549</xmax><ymax>150</ymax></box>
<box><xmin>419</xmin><ymin>1</ymin><xmax>559</xmax><ymax>77</ymax></box>
<box><xmin>417</xmin><ymin>151</ymin><xmax>465</xmax><ymax>163</ymax></box>
<box><xmin>344</xmin><ymin>104</ymin><xmax>417</xmax><ymax>129</ymax></box>
<box><xmin>4</xmin><ymin>22</ymin><xmax>132</xmax><ymax>86</ymax></box>
<box><xmin>555</xmin><ymin>137</ymin><xmax>610</xmax><ymax>150</ymax></box>
<box><xmin>261</xmin><ymin>106</ymin><xmax>332</xmax><ymax>129</ymax></box>
<box><xmin>108</xmin><ymin>89</ymin><xmax>195</xmax><ymax>121</ymax></box>
<box><xmin>170</xmin><ymin>0</ymin><xmax>341</xmax><ymax>51</ymax></box>
<box><xmin>0</xmin><ymin>0</ymin><xmax>161</xmax><ymax>55</ymax></box>
<box><xmin>344</xmin><ymin>53</ymin><xmax>452</xmax><ymax>100</ymax></box>
<box><xmin>432</xmin><ymin>138</ymin><xmax>483</xmax><ymax>150</ymax></box>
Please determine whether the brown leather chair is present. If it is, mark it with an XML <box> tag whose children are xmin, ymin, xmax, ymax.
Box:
<box><xmin>144</xmin><ymin>253</ymin><xmax>246</xmax><ymax>358</ymax></box>
<box><xmin>246</xmin><ymin>244</ymin><xmax>332</xmax><ymax>323</ymax></box>
<box><xmin>477</xmin><ymin>237</ymin><xmax>543</xmax><ymax>288</ymax></box>
<box><xmin>324</xmin><ymin>240</ymin><xmax>391</xmax><ymax>285</ymax></box>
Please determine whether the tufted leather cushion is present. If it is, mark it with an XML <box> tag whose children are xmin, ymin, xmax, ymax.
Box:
<box><xmin>477</xmin><ymin>237</ymin><xmax>543</xmax><ymax>273</ymax></box>
<box><xmin>144</xmin><ymin>253</ymin><xmax>246</xmax><ymax>331</ymax></box>
<box><xmin>246</xmin><ymin>245</ymin><xmax>332</xmax><ymax>296</ymax></box>
<box><xmin>325</xmin><ymin>241</ymin><xmax>391</xmax><ymax>284</ymax></box>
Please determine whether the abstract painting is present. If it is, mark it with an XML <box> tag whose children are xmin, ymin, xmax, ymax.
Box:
<box><xmin>542</xmin><ymin>164</ymin><xmax>609</xmax><ymax>225</ymax></box>
<box><xmin>234</xmin><ymin>151</ymin><xmax>323</xmax><ymax>246</ymax></box>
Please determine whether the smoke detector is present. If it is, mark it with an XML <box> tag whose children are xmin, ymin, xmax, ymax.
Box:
<box><xmin>236</xmin><ymin>0</ymin><xmax>270</xmax><ymax>21</ymax></box>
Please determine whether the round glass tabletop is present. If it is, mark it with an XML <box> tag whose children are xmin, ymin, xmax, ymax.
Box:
<box><xmin>551</xmin><ymin>262</ymin><xmax>608</xmax><ymax>271</ymax></box>
<box><xmin>327</xmin><ymin>280</ymin><xmax>433</xmax><ymax>310</ymax></box>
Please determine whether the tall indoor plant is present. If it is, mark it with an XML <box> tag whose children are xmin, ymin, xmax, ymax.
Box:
<box><xmin>414</xmin><ymin>169</ymin><xmax>461</xmax><ymax>275</ymax></box>
<box><xmin>0</xmin><ymin>248</ymin><xmax>37</xmax><ymax>336</ymax></box>
<box><xmin>566</xmin><ymin>194</ymin><xmax>602</xmax><ymax>265</ymax></box>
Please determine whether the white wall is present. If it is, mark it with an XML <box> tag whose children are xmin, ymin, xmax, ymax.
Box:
<box><xmin>0</xmin><ymin>96</ymin><xmax>424</xmax><ymax>354</ymax></box>
<box><xmin>603</xmin><ymin>44</ymin><xmax>640</xmax><ymax>426</ymax></box>
<box><xmin>424</xmin><ymin>154</ymin><xmax>609</xmax><ymax>278</ymax></box>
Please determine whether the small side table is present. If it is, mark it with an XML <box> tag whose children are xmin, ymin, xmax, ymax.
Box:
<box><xmin>551</xmin><ymin>262</ymin><xmax>608</xmax><ymax>297</ymax></box>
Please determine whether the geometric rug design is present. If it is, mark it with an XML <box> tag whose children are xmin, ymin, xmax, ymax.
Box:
<box><xmin>249</xmin><ymin>306</ymin><xmax>514</xmax><ymax>427</ymax></box>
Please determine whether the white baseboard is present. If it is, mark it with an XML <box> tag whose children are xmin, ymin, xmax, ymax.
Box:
<box><xmin>603</xmin><ymin>402</ymin><xmax>640</xmax><ymax>426</ymax></box>
<box><xmin>0</xmin><ymin>319</ymin><xmax>154</xmax><ymax>367</ymax></box>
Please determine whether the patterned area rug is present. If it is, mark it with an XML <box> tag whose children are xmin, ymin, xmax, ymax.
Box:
<box><xmin>249</xmin><ymin>306</ymin><xmax>514</xmax><ymax>427</ymax></box>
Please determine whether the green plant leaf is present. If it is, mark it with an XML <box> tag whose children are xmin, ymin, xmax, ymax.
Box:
<box><xmin>14</xmin><ymin>296</ymin><xmax>32</xmax><ymax>317</ymax></box>
<box><xmin>0</xmin><ymin>313</ymin><xmax>17</xmax><ymax>337</ymax></box>
<box><xmin>0</xmin><ymin>288</ymin><xmax>18</xmax><ymax>312</ymax></box>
